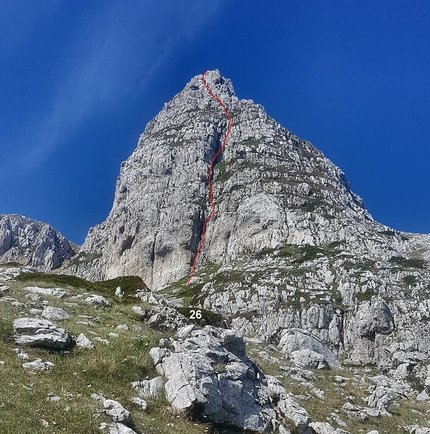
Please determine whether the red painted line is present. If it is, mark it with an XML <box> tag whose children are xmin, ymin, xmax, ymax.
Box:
<box><xmin>186</xmin><ymin>70</ymin><xmax>233</xmax><ymax>285</ymax></box>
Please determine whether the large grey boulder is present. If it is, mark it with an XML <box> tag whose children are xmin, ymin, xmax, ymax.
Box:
<box><xmin>356</xmin><ymin>300</ymin><xmax>395</xmax><ymax>339</ymax></box>
<box><xmin>290</xmin><ymin>349</ymin><xmax>329</xmax><ymax>370</ymax></box>
<box><xmin>0</xmin><ymin>214</ymin><xmax>77</xmax><ymax>271</ymax></box>
<box><xmin>145</xmin><ymin>305</ymin><xmax>189</xmax><ymax>332</ymax></box>
<box><xmin>278</xmin><ymin>329</ymin><xmax>340</xmax><ymax>368</ymax></box>
<box><xmin>13</xmin><ymin>318</ymin><xmax>72</xmax><ymax>350</ymax></box>
<box><xmin>24</xmin><ymin>286</ymin><xmax>70</xmax><ymax>298</ymax></box>
<box><xmin>150</xmin><ymin>325</ymin><xmax>277</xmax><ymax>432</ymax></box>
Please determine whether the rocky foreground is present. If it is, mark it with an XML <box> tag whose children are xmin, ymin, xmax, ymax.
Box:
<box><xmin>2</xmin><ymin>264</ymin><xmax>430</xmax><ymax>433</ymax></box>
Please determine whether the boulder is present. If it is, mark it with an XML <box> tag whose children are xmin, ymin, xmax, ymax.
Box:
<box><xmin>266</xmin><ymin>375</ymin><xmax>312</xmax><ymax>433</ymax></box>
<box><xmin>13</xmin><ymin>318</ymin><xmax>72</xmax><ymax>350</ymax></box>
<box><xmin>366</xmin><ymin>386</ymin><xmax>392</xmax><ymax>412</ymax></box>
<box><xmin>290</xmin><ymin>349</ymin><xmax>329</xmax><ymax>370</ymax></box>
<box><xmin>356</xmin><ymin>300</ymin><xmax>395</xmax><ymax>339</ymax></box>
<box><xmin>131</xmin><ymin>376</ymin><xmax>163</xmax><ymax>398</ymax></box>
<box><xmin>150</xmin><ymin>325</ymin><xmax>277</xmax><ymax>432</ymax></box>
<box><xmin>22</xmin><ymin>358</ymin><xmax>54</xmax><ymax>371</ymax></box>
<box><xmin>145</xmin><ymin>305</ymin><xmax>189</xmax><ymax>332</ymax></box>
<box><xmin>42</xmin><ymin>306</ymin><xmax>69</xmax><ymax>321</ymax></box>
<box><xmin>279</xmin><ymin>329</ymin><xmax>340</xmax><ymax>368</ymax></box>
<box><xmin>85</xmin><ymin>294</ymin><xmax>110</xmax><ymax>307</ymax></box>
<box><xmin>24</xmin><ymin>286</ymin><xmax>70</xmax><ymax>298</ymax></box>
<box><xmin>76</xmin><ymin>333</ymin><xmax>94</xmax><ymax>349</ymax></box>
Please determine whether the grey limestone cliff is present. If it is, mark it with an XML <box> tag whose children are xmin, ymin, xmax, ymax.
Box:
<box><xmin>65</xmin><ymin>70</ymin><xmax>410</xmax><ymax>287</ymax></box>
<box><xmin>0</xmin><ymin>214</ymin><xmax>77</xmax><ymax>271</ymax></box>
<box><xmin>64</xmin><ymin>70</ymin><xmax>430</xmax><ymax>376</ymax></box>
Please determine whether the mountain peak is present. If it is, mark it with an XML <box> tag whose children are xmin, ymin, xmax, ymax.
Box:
<box><xmin>65</xmin><ymin>70</ymin><xmax>409</xmax><ymax>289</ymax></box>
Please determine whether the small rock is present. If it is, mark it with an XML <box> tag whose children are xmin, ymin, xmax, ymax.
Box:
<box><xmin>310</xmin><ymin>421</ymin><xmax>350</xmax><ymax>433</ymax></box>
<box><xmin>23</xmin><ymin>359</ymin><xmax>54</xmax><ymax>371</ymax></box>
<box><xmin>417</xmin><ymin>390</ymin><xmax>430</xmax><ymax>401</ymax></box>
<box><xmin>176</xmin><ymin>324</ymin><xmax>196</xmax><ymax>339</ymax></box>
<box><xmin>116</xmin><ymin>324</ymin><xmax>129</xmax><ymax>331</ymax></box>
<box><xmin>130</xmin><ymin>397</ymin><xmax>148</xmax><ymax>411</ymax></box>
<box><xmin>0</xmin><ymin>285</ymin><xmax>9</xmax><ymax>296</ymax></box>
<box><xmin>132</xmin><ymin>376</ymin><xmax>164</xmax><ymax>398</ymax></box>
<box><xmin>131</xmin><ymin>306</ymin><xmax>145</xmax><ymax>316</ymax></box>
<box><xmin>42</xmin><ymin>306</ymin><xmax>69</xmax><ymax>321</ymax></box>
<box><xmin>76</xmin><ymin>333</ymin><xmax>94</xmax><ymax>349</ymax></box>
<box><xmin>158</xmin><ymin>338</ymin><xmax>170</xmax><ymax>348</ymax></box>
<box><xmin>85</xmin><ymin>295</ymin><xmax>110</xmax><ymax>307</ymax></box>
<box><xmin>109</xmin><ymin>333</ymin><xmax>119</xmax><ymax>338</ymax></box>
<box><xmin>107</xmin><ymin>423</ymin><xmax>137</xmax><ymax>434</ymax></box>
<box><xmin>342</xmin><ymin>402</ymin><xmax>368</xmax><ymax>421</ymax></box>
<box><xmin>103</xmin><ymin>399</ymin><xmax>134</xmax><ymax>427</ymax></box>
<box><xmin>93</xmin><ymin>337</ymin><xmax>109</xmax><ymax>345</ymax></box>
<box><xmin>40</xmin><ymin>419</ymin><xmax>49</xmax><ymax>427</ymax></box>
<box><xmin>17</xmin><ymin>351</ymin><xmax>30</xmax><ymax>360</ymax></box>
<box><xmin>115</xmin><ymin>287</ymin><xmax>124</xmax><ymax>298</ymax></box>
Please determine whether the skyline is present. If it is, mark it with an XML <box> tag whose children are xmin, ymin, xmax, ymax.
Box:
<box><xmin>1</xmin><ymin>1</ymin><xmax>430</xmax><ymax>243</ymax></box>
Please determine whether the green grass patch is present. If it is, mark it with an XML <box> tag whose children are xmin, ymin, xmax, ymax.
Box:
<box><xmin>355</xmin><ymin>287</ymin><xmax>375</xmax><ymax>302</ymax></box>
<box><xmin>389</xmin><ymin>256</ymin><xmax>426</xmax><ymax>269</ymax></box>
<box><xmin>15</xmin><ymin>273</ymin><xmax>146</xmax><ymax>303</ymax></box>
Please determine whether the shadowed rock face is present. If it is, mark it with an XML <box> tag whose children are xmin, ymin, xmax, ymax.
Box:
<box><xmin>64</xmin><ymin>70</ymin><xmax>410</xmax><ymax>289</ymax></box>
<box><xmin>0</xmin><ymin>214</ymin><xmax>77</xmax><ymax>271</ymax></box>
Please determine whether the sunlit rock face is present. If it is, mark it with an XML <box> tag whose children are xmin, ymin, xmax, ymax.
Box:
<box><xmin>65</xmin><ymin>70</ymin><xmax>409</xmax><ymax>288</ymax></box>
<box><xmin>64</xmin><ymin>70</ymin><xmax>430</xmax><ymax>373</ymax></box>
<box><xmin>0</xmin><ymin>214</ymin><xmax>76</xmax><ymax>271</ymax></box>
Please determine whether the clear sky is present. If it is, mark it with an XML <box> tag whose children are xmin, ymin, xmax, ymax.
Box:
<box><xmin>1</xmin><ymin>1</ymin><xmax>430</xmax><ymax>244</ymax></box>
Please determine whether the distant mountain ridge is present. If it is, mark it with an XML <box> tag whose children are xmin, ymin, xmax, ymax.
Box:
<box><xmin>0</xmin><ymin>214</ymin><xmax>77</xmax><ymax>271</ymax></box>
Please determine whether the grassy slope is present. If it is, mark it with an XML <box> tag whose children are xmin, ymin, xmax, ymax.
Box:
<box><xmin>0</xmin><ymin>271</ymin><xmax>208</xmax><ymax>434</ymax></box>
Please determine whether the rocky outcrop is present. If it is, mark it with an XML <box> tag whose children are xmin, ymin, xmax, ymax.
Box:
<box><xmin>13</xmin><ymin>317</ymin><xmax>72</xmax><ymax>350</ymax></box>
<box><xmin>0</xmin><ymin>214</ymin><xmax>77</xmax><ymax>271</ymax></box>
<box><xmin>59</xmin><ymin>70</ymin><xmax>430</xmax><ymax>378</ymax></box>
<box><xmin>65</xmin><ymin>70</ymin><xmax>411</xmax><ymax>289</ymax></box>
<box><xmin>150</xmin><ymin>325</ymin><xmax>313</xmax><ymax>433</ymax></box>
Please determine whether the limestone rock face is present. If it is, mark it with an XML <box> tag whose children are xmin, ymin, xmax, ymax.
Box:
<box><xmin>61</xmin><ymin>69</ymin><xmax>430</xmax><ymax>374</ymax></box>
<box><xmin>66</xmin><ymin>70</ymin><xmax>410</xmax><ymax>289</ymax></box>
<box><xmin>0</xmin><ymin>214</ymin><xmax>76</xmax><ymax>271</ymax></box>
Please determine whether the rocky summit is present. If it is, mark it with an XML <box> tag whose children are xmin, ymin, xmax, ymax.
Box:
<box><xmin>64</xmin><ymin>70</ymin><xmax>430</xmax><ymax>369</ymax></box>
<box><xmin>2</xmin><ymin>70</ymin><xmax>430</xmax><ymax>433</ymax></box>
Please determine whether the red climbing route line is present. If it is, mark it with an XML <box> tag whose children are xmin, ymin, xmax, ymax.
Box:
<box><xmin>186</xmin><ymin>70</ymin><xmax>233</xmax><ymax>285</ymax></box>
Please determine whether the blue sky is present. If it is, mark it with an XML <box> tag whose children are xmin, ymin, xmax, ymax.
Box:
<box><xmin>1</xmin><ymin>1</ymin><xmax>430</xmax><ymax>244</ymax></box>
